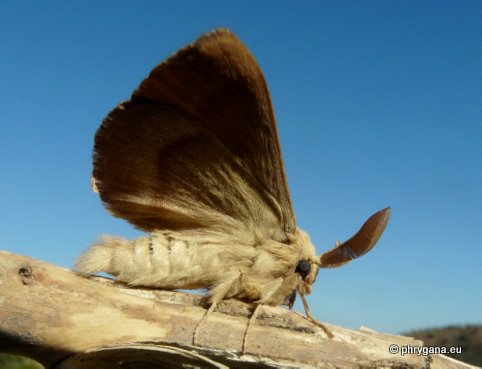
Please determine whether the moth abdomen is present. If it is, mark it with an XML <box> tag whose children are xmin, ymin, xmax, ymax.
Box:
<box><xmin>75</xmin><ymin>231</ymin><xmax>227</xmax><ymax>290</ymax></box>
<box><xmin>75</xmin><ymin>235</ymin><xmax>133</xmax><ymax>277</ymax></box>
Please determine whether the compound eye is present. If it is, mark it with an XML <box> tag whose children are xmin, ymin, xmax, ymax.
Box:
<box><xmin>295</xmin><ymin>260</ymin><xmax>311</xmax><ymax>279</ymax></box>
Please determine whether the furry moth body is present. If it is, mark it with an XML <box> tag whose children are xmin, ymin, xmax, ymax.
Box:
<box><xmin>77</xmin><ymin>228</ymin><xmax>316</xmax><ymax>305</ymax></box>
<box><xmin>76</xmin><ymin>29</ymin><xmax>390</xmax><ymax>331</ymax></box>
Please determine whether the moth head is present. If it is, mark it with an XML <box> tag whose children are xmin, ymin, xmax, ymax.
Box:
<box><xmin>284</xmin><ymin>256</ymin><xmax>319</xmax><ymax>309</ymax></box>
<box><xmin>295</xmin><ymin>259</ymin><xmax>319</xmax><ymax>291</ymax></box>
<box><xmin>286</xmin><ymin>208</ymin><xmax>390</xmax><ymax>309</ymax></box>
<box><xmin>289</xmin><ymin>229</ymin><xmax>320</xmax><ymax>299</ymax></box>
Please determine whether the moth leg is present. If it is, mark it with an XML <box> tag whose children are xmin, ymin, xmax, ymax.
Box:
<box><xmin>242</xmin><ymin>303</ymin><xmax>263</xmax><ymax>354</ymax></box>
<box><xmin>193</xmin><ymin>301</ymin><xmax>218</xmax><ymax>346</ymax></box>
<box><xmin>300</xmin><ymin>293</ymin><xmax>333</xmax><ymax>338</ymax></box>
<box><xmin>242</xmin><ymin>277</ymin><xmax>284</xmax><ymax>353</ymax></box>
<box><xmin>193</xmin><ymin>272</ymin><xmax>241</xmax><ymax>346</ymax></box>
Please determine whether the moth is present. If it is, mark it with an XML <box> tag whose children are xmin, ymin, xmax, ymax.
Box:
<box><xmin>76</xmin><ymin>28</ymin><xmax>390</xmax><ymax>348</ymax></box>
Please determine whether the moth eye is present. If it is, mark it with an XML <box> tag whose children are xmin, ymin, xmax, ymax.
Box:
<box><xmin>295</xmin><ymin>260</ymin><xmax>311</xmax><ymax>279</ymax></box>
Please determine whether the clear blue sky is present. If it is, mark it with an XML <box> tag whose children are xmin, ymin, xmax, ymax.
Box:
<box><xmin>1</xmin><ymin>1</ymin><xmax>480</xmax><ymax>334</ymax></box>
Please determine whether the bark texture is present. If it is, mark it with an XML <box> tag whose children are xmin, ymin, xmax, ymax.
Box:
<box><xmin>0</xmin><ymin>251</ymin><xmax>476</xmax><ymax>369</ymax></box>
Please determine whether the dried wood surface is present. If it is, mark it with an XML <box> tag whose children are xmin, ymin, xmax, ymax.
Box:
<box><xmin>0</xmin><ymin>250</ymin><xmax>476</xmax><ymax>369</ymax></box>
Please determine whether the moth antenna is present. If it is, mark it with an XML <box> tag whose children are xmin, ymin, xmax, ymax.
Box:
<box><xmin>319</xmin><ymin>207</ymin><xmax>391</xmax><ymax>268</ymax></box>
<box><xmin>242</xmin><ymin>304</ymin><xmax>263</xmax><ymax>354</ymax></box>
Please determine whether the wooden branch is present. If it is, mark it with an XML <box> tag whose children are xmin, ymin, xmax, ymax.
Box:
<box><xmin>0</xmin><ymin>251</ymin><xmax>475</xmax><ymax>369</ymax></box>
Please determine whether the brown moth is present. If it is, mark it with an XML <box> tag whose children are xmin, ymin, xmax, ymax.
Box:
<box><xmin>76</xmin><ymin>28</ymin><xmax>390</xmax><ymax>346</ymax></box>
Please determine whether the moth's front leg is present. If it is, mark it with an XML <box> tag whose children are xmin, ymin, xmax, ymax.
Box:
<box><xmin>299</xmin><ymin>292</ymin><xmax>333</xmax><ymax>338</ymax></box>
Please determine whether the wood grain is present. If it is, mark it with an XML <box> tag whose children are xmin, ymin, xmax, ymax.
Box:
<box><xmin>0</xmin><ymin>251</ymin><xmax>475</xmax><ymax>368</ymax></box>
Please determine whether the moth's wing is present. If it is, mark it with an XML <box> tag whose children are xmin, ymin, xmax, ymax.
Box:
<box><xmin>93</xmin><ymin>29</ymin><xmax>296</xmax><ymax>237</ymax></box>
<box><xmin>319</xmin><ymin>208</ymin><xmax>390</xmax><ymax>268</ymax></box>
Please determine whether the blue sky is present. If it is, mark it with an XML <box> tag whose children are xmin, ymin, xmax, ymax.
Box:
<box><xmin>1</xmin><ymin>1</ymin><xmax>480</xmax><ymax>334</ymax></box>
